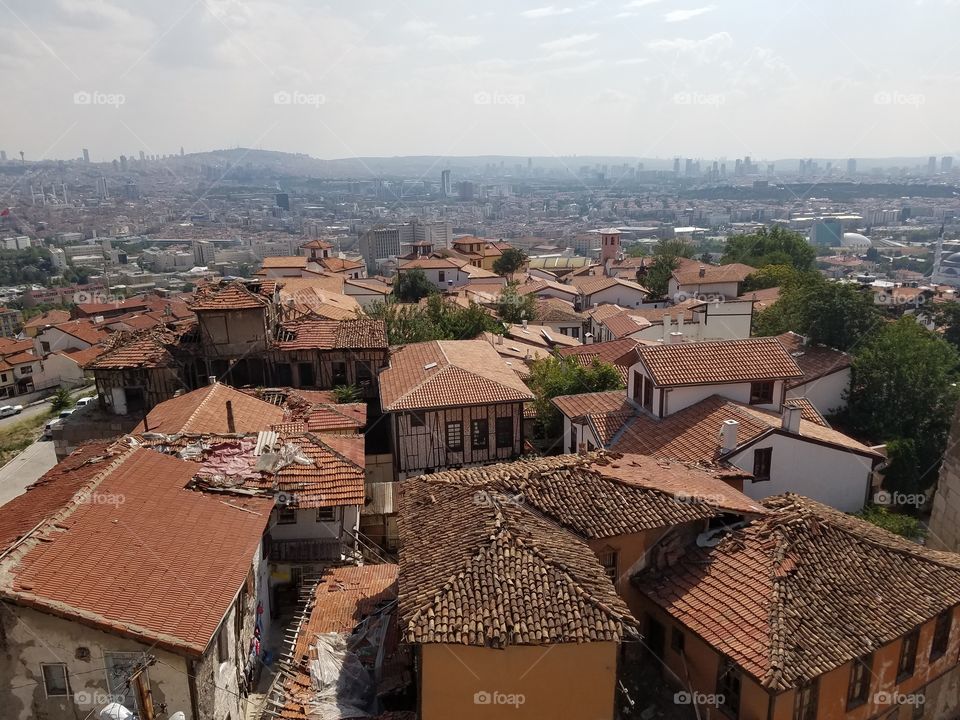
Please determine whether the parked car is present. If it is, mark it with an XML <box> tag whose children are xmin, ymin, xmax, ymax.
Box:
<box><xmin>58</xmin><ymin>409</ymin><xmax>75</xmax><ymax>419</ymax></box>
<box><xmin>75</xmin><ymin>396</ymin><xmax>97</xmax><ymax>408</ymax></box>
<box><xmin>42</xmin><ymin>418</ymin><xmax>62</xmax><ymax>439</ymax></box>
<box><xmin>0</xmin><ymin>405</ymin><xmax>23</xmax><ymax>418</ymax></box>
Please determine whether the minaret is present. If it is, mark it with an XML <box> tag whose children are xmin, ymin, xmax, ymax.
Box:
<box><xmin>934</xmin><ymin>224</ymin><xmax>945</xmax><ymax>284</ymax></box>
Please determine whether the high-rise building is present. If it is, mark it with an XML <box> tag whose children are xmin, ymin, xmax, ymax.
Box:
<box><xmin>119</xmin><ymin>155</ymin><xmax>127</xmax><ymax>171</ymax></box>
<box><xmin>139</xmin><ymin>151</ymin><xmax>146</xmax><ymax>162</ymax></box>
<box><xmin>0</xmin><ymin>151</ymin><xmax>6</xmax><ymax>162</ymax></box>
<box><xmin>441</xmin><ymin>170</ymin><xmax>451</xmax><ymax>197</ymax></box>
<box><xmin>193</xmin><ymin>240</ymin><xmax>215</xmax><ymax>267</ymax></box>
<box><xmin>97</xmin><ymin>176</ymin><xmax>109</xmax><ymax>200</ymax></box>
<box><xmin>810</xmin><ymin>219</ymin><xmax>843</xmax><ymax>247</ymax></box>
<box><xmin>457</xmin><ymin>181</ymin><xmax>475</xmax><ymax>201</ymax></box>
<box><xmin>275</xmin><ymin>193</ymin><xmax>290</xmax><ymax>211</ymax></box>
<box><xmin>82</xmin><ymin>148</ymin><xmax>90</xmax><ymax>164</ymax></box>
<box><xmin>673</xmin><ymin>158</ymin><xmax>681</xmax><ymax>175</ymax></box>
<box><xmin>847</xmin><ymin>158</ymin><xmax>857</xmax><ymax>175</ymax></box>
<box><xmin>929</xmin><ymin>156</ymin><xmax>937</xmax><ymax>175</ymax></box>
<box><xmin>943</xmin><ymin>156</ymin><xmax>954</xmax><ymax>173</ymax></box>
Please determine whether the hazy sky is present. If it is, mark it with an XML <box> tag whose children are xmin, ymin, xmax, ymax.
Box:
<box><xmin>2</xmin><ymin>0</ymin><xmax>958</xmax><ymax>163</ymax></box>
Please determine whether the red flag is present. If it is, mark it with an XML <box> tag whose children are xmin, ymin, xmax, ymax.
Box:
<box><xmin>0</xmin><ymin>209</ymin><xmax>9</xmax><ymax>217</ymax></box>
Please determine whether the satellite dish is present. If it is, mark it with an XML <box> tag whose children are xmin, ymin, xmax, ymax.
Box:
<box><xmin>99</xmin><ymin>705</ymin><xmax>133</xmax><ymax>720</ymax></box>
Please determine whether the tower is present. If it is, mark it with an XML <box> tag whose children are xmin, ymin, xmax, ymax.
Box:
<box><xmin>82</xmin><ymin>148</ymin><xmax>90</xmax><ymax>163</ymax></box>
<box><xmin>599</xmin><ymin>228</ymin><xmax>622</xmax><ymax>264</ymax></box>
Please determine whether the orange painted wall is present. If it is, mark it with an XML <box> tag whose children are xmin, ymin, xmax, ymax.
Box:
<box><xmin>419</xmin><ymin>642</ymin><xmax>619</xmax><ymax>720</ymax></box>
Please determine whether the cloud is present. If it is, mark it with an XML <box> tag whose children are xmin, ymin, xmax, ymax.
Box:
<box><xmin>664</xmin><ymin>6</ymin><xmax>717</xmax><ymax>22</ymax></box>
<box><xmin>427</xmin><ymin>34</ymin><xmax>483</xmax><ymax>52</ymax></box>
<box><xmin>522</xmin><ymin>6</ymin><xmax>575</xmax><ymax>18</ymax></box>
<box><xmin>535</xmin><ymin>49</ymin><xmax>596</xmax><ymax>63</ymax></box>
<box><xmin>402</xmin><ymin>20</ymin><xmax>438</xmax><ymax>33</ymax></box>
<box><xmin>540</xmin><ymin>33</ymin><xmax>598</xmax><ymax>51</ymax></box>
<box><xmin>624</xmin><ymin>0</ymin><xmax>662</xmax><ymax>6</ymax></box>
<box><xmin>615</xmin><ymin>57</ymin><xmax>648</xmax><ymax>65</ymax></box>
<box><xmin>648</xmin><ymin>31</ymin><xmax>733</xmax><ymax>61</ymax></box>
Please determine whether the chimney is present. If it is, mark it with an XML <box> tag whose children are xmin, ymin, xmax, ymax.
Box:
<box><xmin>208</xmin><ymin>376</ymin><xmax>217</xmax><ymax>385</ymax></box>
<box><xmin>669</xmin><ymin>331</ymin><xmax>684</xmax><ymax>344</ymax></box>
<box><xmin>497</xmin><ymin>333</ymin><xmax>504</xmax><ymax>345</ymax></box>
<box><xmin>720</xmin><ymin>419</ymin><xmax>739</xmax><ymax>452</ymax></box>
<box><xmin>781</xmin><ymin>404</ymin><xmax>802</xmax><ymax>434</ymax></box>
<box><xmin>677</xmin><ymin>314</ymin><xmax>685</xmax><ymax>332</ymax></box>
<box><xmin>698</xmin><ymin>266</ymin><xmax>706</xmax><ymax>278</ymax></box>
<box><xmin>584</xmin><ymin>332</ymin><xmax>594</xmax><ymax>345</ymax></box>
<box><xmin>226</xmin><ymin>400</ymin><xmax>236</xmax><ymax>433</ymax></box>
<box><xmin>522</xmin><ymin>319</ymin><xmax>527</xmax><ymax>329</ymax></box>
<box><xmin>662</xmin><ymin>316</ymin><xmax>671</xmax><ymax>343</ymax></box>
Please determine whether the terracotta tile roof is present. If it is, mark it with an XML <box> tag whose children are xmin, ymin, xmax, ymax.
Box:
<box><xmin>107</xmin><ymin>313</ymin><xmax>162</xmax><ymax>331</ymax></box>
<box><xmin>0</xmin><ymin>447</ymin><xmax>272</xmax><ymax>656</ymax></box>
<box><xmin>558</xmin><ymin>338</ymin><xmax>639</xmax><ymax>366</ymax></box>
<box><xmin>304</xmin><ymin>403</ymin><xmax>366</xmax><ymax>433</ymax></box>
<box><xmin>399</xmin><ymin>480</ymin><xmax>638</xmax><ymax>647</ymax></box>
<box><xmin>640</xmin><ymin>493</ymin><xmax>960</xmax><ymax>690</ymax></box>
<box><xmin>787</xmin><ymin>397</ymin><xmax>829</xmax><ymax>427</ymax></box>
<box><xmin>319</xmin><ymin>256</ymin><xmax>363</xmax><ymax>273</ymax></box>
<box><xmin>635</xmin><ymin>337</ymin><xmax>803</xmax><ymax>387</ymax></box>
<box><xmin>601</xmin><ymin>311</ymin><xmax>651</xmax><ymax>338</ymax></box>
<box><xmin>277</xmin><ymin>564</ymin><xmax>399</xmax><ymax>719</ymax></box>
<box><xmin>344</xmin><ymin>278</ymin><xmax>391</xmax><ymax>295</ymax></box>
<box><xmin>75</xmin><ymin>298</ymin><xmax>150</xmax><ymax>316</ymax></box>
<box><xmin>275</xmin><ymin>318</ymin><xmax>388</xmax><ymax>351</ymax></box>
<box><xmin>516</xmin><ymin>279</ymin><xmax>579</xmax><ymax>298</ymax></box>
<box><xmin>4</xmin><ymin>351</ymin><xmax>38</xmax><ymax>365</ymax></box>
<box><xmin>672</xmin><ymin>260</ymin><xmax>756</xmax><ymax>286</ymax></box>
<box><xmin>418</xmin><ymin>452</ymin><xmax>762</xmax><ymax>539</ymax></box>
<box><xmin>60</xmin><ymin>345</ymin><xmax>106</xmax><ymax>367</ymax></box>
<box><xmin>738</xmin><ymin>286</ymin><xmax>780</xmax><ymax>311</ymax></box>
<box><xmin>611</xmin><ymin>394</ymin><xmax>881</xmax><ymax>461</ymax></box>
<box><xmin>0</xmin><ymin>442</ymin><xmax>115</xmax><ymax>553</ymax></box>
<box><xmin>553</xmin><ymin>389</ymin><xmax>633</xmax><ymax>420</ymax></box>
<box><xmin>23</xmin><ymin>309</ymin><xmax>71</xmax><ymax>329</ymax></box>
<box><xmin>300</xmin><ymin>239</ymin><xmax>333</xmax><ymax>249</ymax></box>
<box><xmin>189</xmin><ymin>281</ymin><xmax>268</xmax><ymax>311</ymax></box>
<box><xmin>776</xmin><ymin>331</ymin><xmax>851</xmax><ymax>388</ymax></box>
<box><xmin>399</xmin><ymin>256</ymin><xmax>463</xmax><ymax>270</ymax></box>
<box><xmin>51</xmin><ymin>319</ymin><xmax>110</xmax><ymax>346</ymax></box>
<box><xmin>262</xmin><ymin>256</ymin><xmax>308</xmax><ymax>269</ymax></box>
<box><xmin>133</xmin><ymin>383</ymin><xmax>284</xmax><ymax>434</ymax></box>
<box><xmin>86</xmin><ymin>330</ymin><xmax>178</xmax><ymax>370</ymax></box>
<box><xmin>380</xmin><ymin>339</ymin><xmax>534</xmax><ymax>411</ymax></box>
<box><xmin>533</xmin><ymin>297</ymin><xmax>585</xmax><ymax>323</ymax></box>
<box><xmin>138</xmin><ymin>431</ymin><xmax>365</xmax><ymax>509</ymax></box>
<box><xmin>504</xmin><ymin>323</ymin><xmax>580</xmax><ymax>349</ymax></box>
<box><xmin>571</xmin><ymin>276</ymin><xmax>649</xmax><ymax>297</ymax></box>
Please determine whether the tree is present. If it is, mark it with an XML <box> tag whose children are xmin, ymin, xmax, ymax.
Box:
<box><xmin>497</xmin><ymin>283</ymin><xmax>536</xmax><ymax>324</ymax></box>
<box><xmin>393</xmin><ymin>268</ymin><xmax>435</xmax><ymax>303</ymax></box>
<box><xmin>843</xmin><ymin>318</ymin><xmax>960</xmax><ymax>493</ymax></box>
<box><xmin>527</xmin><ymin>355</ymin><xmax>625</xmax><ymax>439</ymax></box>
<box><xmin>722</xmin><ymin>226</ymin><xmax>816</xmax><ymax>271</ymax></box>
<box><xmin>332</xmin><ymin>385</ymin><xmax>361</xmax><ymax>403</ymax></box>
<box><xmin>366</xmin><ymin>295</ymin><xmax>502</xmax><ymax>345</ymax></box>
<box><xmin>640</xmin><ymin>238</ymin><xmax>694</xmax><ymax>299</ymax></box>
<box><xmin>740</xmin><ymin>264</ymin><xmax>800</xmax><ymax>293</ymax></box>
<box><xmin>922</xmin><ymin>302</ymin><xmax>960</xmax><ymax>350</ymax></box>
<box><xmin>493</xmin><ymin>247</ymin><xmax>528</xmax><ymax>276</ymax></box>
<box><xmin>856</xmin><ymin>504</ymin><xmax>926</xmax><ymax>539</ymax></box>
<box><xmin>50</xmin><ymin>388</ymin><xmax>73</xmax><ymax>412</ymax></box>
<box><xmin>752</xmin><ymin>273</ymin><xmax>880</xmax><ymax>351</ymax></box>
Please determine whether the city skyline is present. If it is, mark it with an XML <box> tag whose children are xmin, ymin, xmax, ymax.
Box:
<box><xmin>2</xmin><ymin>0</ymin><xmax>959</xmax><ymax>161</ymax></box>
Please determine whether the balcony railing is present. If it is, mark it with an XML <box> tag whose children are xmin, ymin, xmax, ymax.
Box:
<box><xmin>271</xmin><ymin>538</ymin><xmax>345</xmax><ymax>563</ymax></box>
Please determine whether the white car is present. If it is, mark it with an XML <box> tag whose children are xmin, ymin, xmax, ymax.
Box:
<box><xmin>58</xmin><ymin>409</ymin><xmax>76</xmax><ymax>419</ymax></box>
<box><xmin>0</xmin><ymin>405</ymin><xmax>23</xmax><ymax>418</ymax></box>
<box><xmin>75</xmin><ymin>396</ymin><xmax>97</xmax><ymax>408</ymax></box>
<box><xmin>42</xmin><ymin>418</ymin><xmax>62</xmax><ymax>439</ymax></box>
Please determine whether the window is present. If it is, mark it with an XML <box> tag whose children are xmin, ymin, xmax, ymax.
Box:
<box><xmin>298</xmin><ymin>363</ymin><xmax>314</xmax><ymax>386</ymax></box>
<box><xmin>632</xmin><ymin>370</ymin><xmax>643</xmax><ymax>403</ymax></box>
<box><xmin>438</xmin><ymin>271</ymin><xmax>445</xmax><ymax>283</ymax></box>
<box><xmin>846</xmin><ymin>654</ymin><xmax>872</xmax><ymax>710</ymax></box>
<box><xmin>332</xmin><ymin>361</ymin><xmax>347</xmax><ymax>385</ymax></box>
<box><xmin>20</xmin><ymin>365</ymin><xmax>32</xmax><ymax>375</ymax></box>
<box><xmin>569</xmin><ymin>424</ymin><xmax>578</xmax><ymax>454</ymax></box>
<box><xmin>471</xmin><ymin>419</ymin><xmax>489</xmax><ymax>448</ymax></box>
<box><xmin>446</xmin><ymin>421</ymin><xmax>463</xmax><ymax>451</ymax></box>
<box><xmin>670</xmin><ymin>628</ymin><xmax>685</xmax><ymax>654</ymax></box>
<box><xmin>316</xmin><ymin>507</ymin><xmax>335</xmax><ymax>522</ymax></box>
<box><xmin>41</xmin><ymin>663</ymin><xmax>69</xmax><ymax>697</ymax></box>
<box><xmin>495</xmin><ymin>417</ymin><xmax>513</xmax><ymax>448</ymax></box>
<box><xmin>356</xmin><ymin>362</ymin><xmax>372</xmax><ymax>387</ymax></box>
<box><xmin>598</xmin><ymin>549</ymin><xmax>618</xmax><ymax>582</ymax></box>
<box><xmin>931</xmin><ymin>610</ymin><xmax>952</xmax><ymax>660</ymax></box>
<box><xmin>643</xmin><ymin>375</ymin><xmax>653</xmax><ymax>411</ymax></box>
<box><xmin>794</xmin><ymin>679</ymin><xmax>819</xmax><ymax>720</ymax></box>
<box><xmin>898</xmin><ymin>628</ymin><xmax>919</xmax><ymax>681</ymax></box>
<box><xmin>410</xmin><ymin>412</ymin><xmax>425</xmax><ymax>428</ymax></box>
<box><xmin>277</xmin><ymin>506</ymin><xmax>296</xmax><ymax>525</ymax></box>
<box><xmin>217</xmin><ymin>628</ymin><xmax>230</xmax><ymax>663</ymax></box>
<box><xmin>750</xmin><ymin>381</ymin><xmax>774</xmax><ymax>404</ymax></box>
<box><xmin>753</xmin><ymin>448</ymin><xmax>772</xmax><ymax>481</ymax></box>
<box><xmin>717</xmin><ymin>658</ymin><xmax>742</xmax><ymax>719</ymax></box>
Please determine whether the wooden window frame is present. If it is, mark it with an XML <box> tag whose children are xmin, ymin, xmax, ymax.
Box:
<box><xmin>471</xmin><ymin>419</ymin><xmax>489</xmax><ymax>449</ymax></box>
<box><xmin>41</xmin><ymin>663</ymin><xmax>70</xmax><ymax>697</ymax></box>
<box><xmin>409</xmin><ymin>411</ymin><xmax>425</xmax><ymax>428</ymax></box>
<box><xmin>717</xmin><ymin>658</ymin><xmax>742</xmax><ymax>719</ymax></box>
<box><xmin>316</xmin><ymin>507</ymin><xmax>336</xmax><ymax>523</ymax></box>
<box><xmin>931</xmin><ymin>610</ymin><xmax>952</xmax><ymax>660</ymax></box>
<box><xmin>495</xmin><ymin>416</ymin><xmax>513</xmax><ymax>449</ymax></box>
<box><xmin>846</xmin><ymin>654</ymin><xmax>872</xmax><ymax>710</ymax></box>
<box><xmin>794</xmin><ymin>678</ymin><xmax>819</xmax><ymax>720</ymax></box>
<box><xmin>446</xmin><ymin>421</ymin><xmax>463</xmax><ymax>451</ymax></box>
<box><xmin>753</xmin><ymin>447</ymin><xmax>773</xmax><ymax>482</ymax></box>
<box><xmin>750</xmin><ymin>381</ymin><xmax>774</xmax><ymax>404</ymax></box>
<box><xmin>898</xmin><ymin>628</ymin><xmax>919</xmax><ymax>681</ymax></box>
<box><xmin>277</xmin><ymin>506</ymin><xmax>297</xmax><ymax>525</ymax></box>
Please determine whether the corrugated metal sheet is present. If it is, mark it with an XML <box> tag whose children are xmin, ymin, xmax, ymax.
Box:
<box><xmin>366</xmin><ymin>481</ymin><xmax>397</xmax><ymax>515</ymax></box>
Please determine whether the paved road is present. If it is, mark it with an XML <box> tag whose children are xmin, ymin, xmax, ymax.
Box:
<box><xmin>0</xmin><ymin>440</ymin><xmax>57</xmax><ymax>506</ymax></box>
<box><xmin>0</xmin><ymin>386</ymin><xmax>95</xmax><ymax>430</ymax></box>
